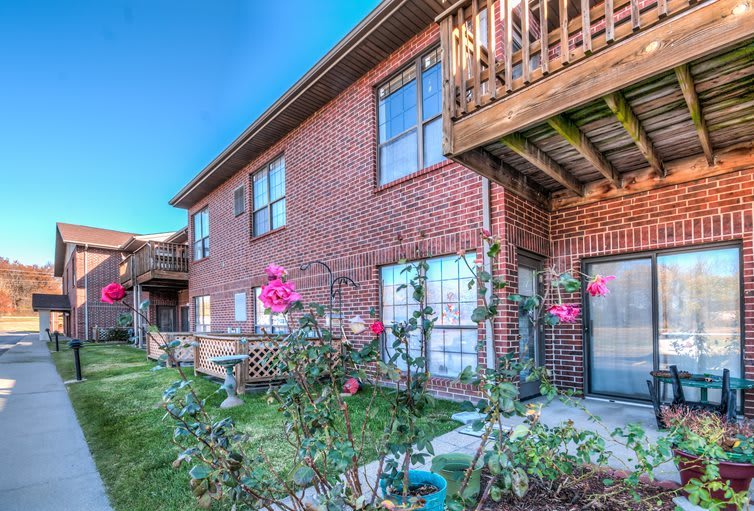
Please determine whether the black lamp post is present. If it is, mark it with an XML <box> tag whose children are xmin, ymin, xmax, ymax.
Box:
<box><xmin>54</xmin><ymin>331</ymin><xmax>60</xmax><ymax>352</ymax></box>
<box><xmin>68</xmin><ymin>339</ymin><xmax>83</xmax><ymax>381</ymax></box>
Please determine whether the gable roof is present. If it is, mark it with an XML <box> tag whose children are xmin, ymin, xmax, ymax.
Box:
<box><xmin>169</xmin><ymin>0</ymin><xmax>445</xmax><ymax>209</ymax></box>
<box><xmin>54</xmin><ymin>223</ymin><xmax>137</xmax><ymax>277</ymax></box>
<box><xmin>32</xmin><ymin>293</ymin><xmax>71</xmax><ymax>312</ymax></box>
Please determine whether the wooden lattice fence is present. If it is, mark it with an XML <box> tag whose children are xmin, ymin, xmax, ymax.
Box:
<box><xmin>146</xmin><ymin>332</ymin><xmax>195</xmax><ymax>367</ymax></box>
<box><xmin>193</xmin><ymin>334</ymin><xmax>341</xmax><ymax>393</ymax></box>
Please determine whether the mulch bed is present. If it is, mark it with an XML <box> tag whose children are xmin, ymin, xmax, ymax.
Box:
<box><xmin>478</xmin><ymin>469</ymin><xmax>678</xmax><ymax>511</ymax></box>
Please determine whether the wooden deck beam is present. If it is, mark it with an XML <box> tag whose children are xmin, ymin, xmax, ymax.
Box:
<box><xmin>674</xmin><ymin>64</ymin><xmax>715</xmax><ymax>165</ymax></box>
<box><xmin>450</xmin><ymin>0</ymin><xmax>754</xmax><ymax>155</ymax></box>
<box><xmin>500</xmin><ymin>133</ymin><xmax>585</xmax><ymax>195</ymax></box>
<box><xmin>604</xmin><ymin>91</ymin><xmax>666</xmax><ymax>177</ymax></box>
<box><xmin>547</xmin><ymin>114</ymin><xmax>623</xmax><ymax>188</ymax></box>
<box><xmin>452</xmin><ymin>148</ymin><xmax>551</xmax><ymax>209</ymax></box>
<box><xmin>550</xmin><ymin>141</ymin><xmax>754</xmax><ymax>210</ymax></box>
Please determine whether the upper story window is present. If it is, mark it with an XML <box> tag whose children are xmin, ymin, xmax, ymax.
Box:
<box><xmin>378</xmin><ymin>48</ymin><xmax>443</xmax><ymax>186</ymax></box>
<box><xmin>192</xmin><ymin>208</ymin><xmax>209</xmax><ymax>260</ymax></box>
<box><xmin>380</xmin><ymin>253</ymin><xmax>478</xmax><ymax>377</ymax></box>
<box><xmin>252</xmin><ymin>156</ymin><xmax>286</xmax><ymax>237</ymax></box>
<box><xmin>233</xmin><ymin>185</ymin><xmax>246</xmax><ymax>217</ymax></box>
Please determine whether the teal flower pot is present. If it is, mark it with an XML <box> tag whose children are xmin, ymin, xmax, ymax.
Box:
<box><xmin>380</xmin><ymin>470</ymin><xmax>447</xmax><ymax>511</ymax></box>
<box><xmin>431</xmin><ymin>453</ymin><xmax>483</xmax><ymax>504</ymax></box>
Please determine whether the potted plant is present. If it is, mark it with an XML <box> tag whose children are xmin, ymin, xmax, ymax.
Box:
<box><xmin>662</xmin><ymin>406</ymin><xmax>754</xmax><ymax>510</ymax></box>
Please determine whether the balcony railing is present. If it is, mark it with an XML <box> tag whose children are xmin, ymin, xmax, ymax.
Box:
<box><xmin>438</xmin><ymin>0</ymin><xmax>696</xmax><ymax>120</ymax></box>
<box><xmin>119</xmin><ymin>241</ymin><xmax>189</xmax><ymax>286</ymax></box>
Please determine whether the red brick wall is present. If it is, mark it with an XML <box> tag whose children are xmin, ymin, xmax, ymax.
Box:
<box><xmin>66</xmin><ymin>246</ymin><xmax>131</xmax><ymax>339</ymax></box>
<box><xmin>550</xmin><ymin>168</ymin><xmax>754</xmax><ymax>412</ymax></box>
<box><xmin>185</xmin><ymin>25</ymin><xmax>490</xmax><ymax>399</ymax></box>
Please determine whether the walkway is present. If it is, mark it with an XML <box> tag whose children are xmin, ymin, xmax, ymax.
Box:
<box><xmin>0</xmin><ymin>333</ymin><xmax>112</xmax><ymax>511</ymax></box>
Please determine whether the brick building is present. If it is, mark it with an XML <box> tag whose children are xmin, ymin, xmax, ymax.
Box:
<box><xmin>53</xmin><ymin>223</ymin><xmax>188</xmax><ymax>340</ymax></box>
<box><xmin>169</xmin><ymin>0</ymin><xmax>754</xmax><ymax>410</ymax></box>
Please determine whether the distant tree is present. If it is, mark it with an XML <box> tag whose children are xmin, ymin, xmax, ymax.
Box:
<box><xmin>0</xmin><ymin>258</ymin><xmax>61</xmax><ymax>315</ymax></box>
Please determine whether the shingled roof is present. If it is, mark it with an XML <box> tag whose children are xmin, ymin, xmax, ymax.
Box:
<box><xmin>32</xmin><ymin>294</ymin><xmax>71</xmax><ymax>312</ymax></box>
<box><xmin>54</xmin><ymin>223</ymin><xmax>137</xmax><ymax>277</ymax></box>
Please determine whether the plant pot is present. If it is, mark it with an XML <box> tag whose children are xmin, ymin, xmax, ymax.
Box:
<box><xmin>430</xmin><ymin>453</ymin><xmax>483</xmax><ymax>504</ymax></box>
<box><xmin>674</xmin><ymin>449</ymin><xmax>754</xmax><ymax>511</ymax></box>
<box><xmin>380</xmin><ymin>470</ymin><xmax>447</xmax><ymax>511</ymax></box>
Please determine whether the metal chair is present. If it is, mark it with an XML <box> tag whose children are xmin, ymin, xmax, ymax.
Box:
<box><xmin>669</xmin><ymin>365</ymin><xmax>736</xmax><ymax>421</ymax></box>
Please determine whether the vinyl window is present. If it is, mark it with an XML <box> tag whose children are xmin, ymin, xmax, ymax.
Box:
<box><xmin>252</xmin><ymin>156</ymin><xmax>286</xmax><ymax>236</ymax></box>
<box><xmin>193</xmin><ymin>295</ymin><xmax>211</xmax><ymax>333</ymax></box>
<box><xmin>233</xmin><ymin>185</ymin><xmax>245</xmax><ymax>216</ymax></box>
<box><xmin>192</xmin><ymin>208</ymin><xmax>209</xmax><ymax>260</ymax></box>
<box><xmin>377</xmin><ymin>48</ymin><xmax>443</xmax><ymax>185</ymax></box>
<box><xmin>380</xmin><ymin>253</ymin><xmax>478</xmax><ymax>377</ymax></box>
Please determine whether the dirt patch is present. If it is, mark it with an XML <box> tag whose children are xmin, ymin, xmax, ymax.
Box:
<box><xmin>479</xmin><ymin>470</ymin><xmax>677</xmax><ymax>511</ymax></box>
<box><xmin>0</xmin><ymin>316</ymin><xmax>38</xmax><ymax>333</ymax></box>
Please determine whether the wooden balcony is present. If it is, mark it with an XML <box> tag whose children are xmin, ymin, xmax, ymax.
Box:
<box><xmin>119</xmin><ymin>241</ymin><xmax>189</xmax><ymax>290</ymax></box>
<box><xmin>438</xmin><ymin>0</ymin><xmax>754</xmax><ymax>210</ymax></box>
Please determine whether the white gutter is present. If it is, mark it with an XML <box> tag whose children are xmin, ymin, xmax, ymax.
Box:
<box><xmin>481</xmin><ymin>177</ymin><xmax>496</xmax><ymax>369</ymax></box>
<box><xmin>84</xmin><ymin>244</ymin><xmax>89</xmax><ymax>340</ymax></box>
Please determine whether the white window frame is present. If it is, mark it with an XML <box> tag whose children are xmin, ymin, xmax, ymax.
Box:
<box><xmin>380</xmin><ymin>253</ymin><xmax>478</xmax><ymax>378</ymax></box>
<box><xmin>377</xmin><ymin>47</ymin><xmax>442</xmax><ymax>186</ymax></box>
<box><xmin>193</xmin><ymin>295</ymin><xmax>211</xmax><ymax>333</ymax></box>
<box><xmin>192</xmin><ymin>208</ymin><xmax>210</xmax><ymax>260</ymax></box>
<box><xmin>251</xmin><ymin>156</ymin><xmax>286</xmax><ymax>237</ymax></box>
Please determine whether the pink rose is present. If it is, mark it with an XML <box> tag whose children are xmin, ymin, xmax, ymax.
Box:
<box><xmin>259</xmin><ymin>278</ymin><xmax>301</xmax><ymax>313</ymax></box>
<box><xmin>482</xmin><ymin>228</ymin><xmax>492</xmax><ymax>238</ymax></box>
<box><xmin>548</xmin><ymin>304</ymin><xmax>580</xmax><ymax>323</ymax></box>
<box><xmin>586</xmin><ymin>275</ymin><xmax>616</xmax><ymax>297</ymax></box>
<box><xmin>370</xmin><ymin>321</ymin><xmax>385</xmax><ymax>335</ymax></box>
<box><xmin>265</xmin><ymin>264</ymin><xmax>287</xmax><ymax>281</ymax></box>
<box><xmin>101</xmin><ymin>283</ymin><xmax>126</xmax><ymax>304</ymax></box>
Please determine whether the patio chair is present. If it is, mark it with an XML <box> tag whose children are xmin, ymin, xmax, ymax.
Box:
<box><xmin>669</xmin><ymin>365</ymin><xmax>736</xmax><ymax>421</ymax></box>
<box><xmin>646</xmin><ymin>379</ymin><xmax>667</xmax><ymax>429</ymax></box>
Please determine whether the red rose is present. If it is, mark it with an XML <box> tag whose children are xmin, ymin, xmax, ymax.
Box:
<box><xmin>101</xmin><ymin>283</ymin><xmax>126</xmax><ymax>304</ymax></box>
<box><xmin>370</xmin><ymin>321</ymin><xmax>385</xmax><ymax>335</ymax></box>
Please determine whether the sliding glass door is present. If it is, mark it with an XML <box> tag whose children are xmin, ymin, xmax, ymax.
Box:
<box><xmin>586</xmin><ymin>257</ymin><xmax>654</xmax><ymax>399</ymax></box>
<box><xmin>657</xmin><ymin>247</ymin><xmax>741</xmax><ymax>401</ymax></box>
<box><xmin>586</xmin><ymin>245</ymin><xmax>742</xmax><ymax>402</ymax></box>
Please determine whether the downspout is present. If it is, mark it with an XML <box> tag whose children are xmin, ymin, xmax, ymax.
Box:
<box><xmin>482</xmin><ymin>177</ymin><xmax>495</xmax><ymax>369</ymax></box>
<box><xmin>84</xmin><ymin>244</ymin><xmax>89</xmax><ymax>340</ymax></box>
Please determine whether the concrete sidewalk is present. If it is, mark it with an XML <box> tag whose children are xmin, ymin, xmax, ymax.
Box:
<box><xmin>0</xmin><ymin>333</ymin><xmax>112</xmax><ymax>511</ymax></box>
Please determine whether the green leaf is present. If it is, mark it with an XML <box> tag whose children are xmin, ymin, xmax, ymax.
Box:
<box><xmin>508</xmin><ymin>294</ymin><xmax>523</xmax><ymax>302</ymax></box>
<box><xmin>510</xmin><ymin>424</ymin><xmax>530</xmax><ymax>441</ymax></box>
<box><xmin>471</xmin><ymin>306</ymin><xmax>489</xmax><ymax>323</ymax></box>
<box><xmin>293</xmin><ymin>466</ymin><xmax>316</xmax><ymax>486</ymax></box>
<box><xmin>189</xmin><ymin>465</ymin><xmax>211</xmax><ymax>480</ymax></box>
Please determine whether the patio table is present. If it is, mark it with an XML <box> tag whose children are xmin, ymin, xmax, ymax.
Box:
<box><xmin>654</xmin><ymin>373</ymin><xmax>754</xmax><ymax>404</ymax></box>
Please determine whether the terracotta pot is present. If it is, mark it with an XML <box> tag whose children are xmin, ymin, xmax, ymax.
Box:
<box><xmin>674</xmin><ymin>449</ymin><xmax>754</xmax><ymax>511</ymax></box>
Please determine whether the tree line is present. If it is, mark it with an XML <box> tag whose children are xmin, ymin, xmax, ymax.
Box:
<box><xmin>0</xmin><ymin>258</ymin><xmax>61</xmax><ymax>315</ymax></box>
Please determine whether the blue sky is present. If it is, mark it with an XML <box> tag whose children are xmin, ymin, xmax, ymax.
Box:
<box><xmin>0</xmin><ymin>0</ymin><xmax>379</xmax><ymax>266</ymax></box>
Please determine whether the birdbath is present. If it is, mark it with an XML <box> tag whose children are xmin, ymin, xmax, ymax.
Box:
<box><xmin>210</xmin><ymin>355</ymin><xmax>249</xmax><ymax>409</ymax></box>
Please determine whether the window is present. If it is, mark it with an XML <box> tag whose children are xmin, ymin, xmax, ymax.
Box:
<box><xmin>193</xmin><ymin>208</ymin><xmax>209</xmax><ymax>260</ymax></box>
<box><xmin>380</xmin><ymin>253</ymin><xmax>478</xmax><ymax>377</ymax></box>
<box><xmin>234</xmin><ymin>292</ymin><xmax>247</xmax><ymax>322</ymax></box>
<box><xmin>233</xmin><ymin>185</ymin><xmax>245</xmax><ymax>216</ymax></box>
<box><xmin>253</xmin><ymin>287</ymin><xmax>288</xmax><ymax>334</ymax></box>
<box><xmin>193</xmin><ymin>295</ymin><xmax>211</xmax><ymax>333</ymax></box>
<box><xmin>585</xmin><ymin>245</ymin><xmax>742</xmax><ymax>402</ymax></box>
<box><xmin>252</xmin><ymin>156</ymin><xmax>286</xmax><ymax>236</ymax></box>
<box><xmin>378</xmin><ymin>48</ymin><xmax>443</xmax><ymax>185</ymax></box>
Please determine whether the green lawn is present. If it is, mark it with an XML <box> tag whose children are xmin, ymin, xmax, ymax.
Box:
<box><xmin>50</xmin><ymin>343</ymin><xmax>461</xmax><ymax>511</ymax></box>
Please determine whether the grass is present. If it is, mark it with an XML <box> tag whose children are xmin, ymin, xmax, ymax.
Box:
<box><xmin>0</xmin><ymin>315</ymin><xmax>38</xmax><ymax>332</ymax></box>
<box><xmin>50</xmin><ymin>343</ymin><xmax>461</xmax><ymax>511</ymax></box>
